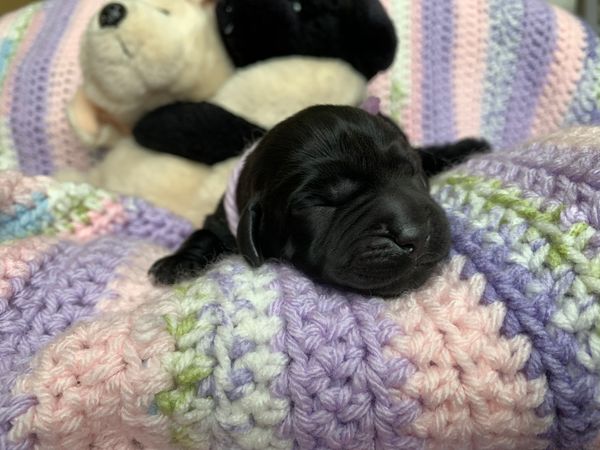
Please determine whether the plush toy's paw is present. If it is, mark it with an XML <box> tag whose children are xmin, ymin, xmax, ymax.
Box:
<box><xmin>133</xmin><ymin>102</ymin><xmax>265</xmax><ymax>164</ymax></box>
<box><xmin>149</xmin><ymin>229</ymin><xmax>229</xmax><ymax>285</ymax></box>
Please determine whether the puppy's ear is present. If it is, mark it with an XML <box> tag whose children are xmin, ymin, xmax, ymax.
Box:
<box><xmin>237</xmin><ymin>195</ymin><xmax>264</xmax><ymax>267</ymax></box>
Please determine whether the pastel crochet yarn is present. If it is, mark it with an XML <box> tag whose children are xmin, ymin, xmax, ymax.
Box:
<box><xmin>2</xmin><ymin>125</ymin><xmax>600</xmax><ymax>449</ymax></box>
<box><xmin>0</xmin><ymin>172</ymin><xmax>195</xmax><ymax>449</ymax></box>
<box><xmin>368</xmin><ymin>0</ymin><xmax>600</xmax><ymax>148</ymax></box>
<box><xmin>1</xmin><ymin>0</ymin><xmax>600</xmax><ymax>177</ymax></box>
<box><xmin>0</xmin><ymin>0</ymin><xmax>112</xmax><ymax>176</ymax></box>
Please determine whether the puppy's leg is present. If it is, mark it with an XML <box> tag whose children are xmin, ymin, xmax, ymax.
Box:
<box><xmin>133</xmin><ymin>102</ymin><xmax>266</xmax><ymax>164</ymax></box>
<box><xmin>149</xmin><ymin>202</ymin><xmax>237</xmax><ymax>285</ymax></box>
<box><xmin>418</xmin><ymin>138</ymin><xmax>491</xmax><ymax>177</ymax></box>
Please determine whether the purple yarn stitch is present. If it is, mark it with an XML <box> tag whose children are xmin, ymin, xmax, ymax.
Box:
<box><xmin>500</xmin><ymin>0</ymin><xmax>557</xmax><ymax>147</ymax></box>
<box><xmin>12</xmin><ymin>0</ymin><xmax>79</xmax><ymax>175</ymax></box>
<box><xmin>117</xmin><ymin>197</ymin><xmax>194</xmax><ymax>251</ymax></box>
<box><xmin>565</xmin><ymin>23</ymin><xmax>600</xmax><ymax>126</ymax></box>
<box><xmin>0</xmin><ymin>236</ymin><xmax>138</xmax><ymax>449</ymax></box>
<box><xmin>421</xmin><ymin>0</ymin><xmax>456</xmax><ymax>145</ymax></box>
<box><xmin>269</xmin><ymin>264</ymin><xmax>423</xmax><ymax>450</ymax></box>
<box><xmin>435</xmin><ymin>147</ymin><xmax>600</xmax><ymax>448</ymax></box>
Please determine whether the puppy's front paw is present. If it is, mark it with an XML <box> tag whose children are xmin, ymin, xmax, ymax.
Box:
<box><xmin>149</xmin><ymin>229</ymin><xmax>229</xmax><ymax>285</ymax></box>
<box><xmin>451</xmin><ymin>138</ymin><xmax>492</xmax><ymax>158</ymax></box>
<box><xmin>149</xmin><ymin>254</ymin><xmax>208</xmax><ymax>285</ymax></box>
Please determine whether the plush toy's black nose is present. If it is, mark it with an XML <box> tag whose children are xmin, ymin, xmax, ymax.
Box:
<box><xmin>99</xmin><ymin>3</ymin><xmax>127</xmax><ymax>28</ymax></box>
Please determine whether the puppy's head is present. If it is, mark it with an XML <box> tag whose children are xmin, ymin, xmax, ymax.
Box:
<box><xmin>236</xmin><ymin>105</ymin><xmax>451</xmax><ymax>297</ymax></box>
<box><xmin>215</xmin><ymin>0</ymin><xmax>397</xmax><ymax>79</ymax></box>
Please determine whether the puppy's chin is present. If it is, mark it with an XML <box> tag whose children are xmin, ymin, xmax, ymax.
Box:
<box><xmin>324</xmin><ymin>260</ymin><xmax>443</xmax><ymax>298</ymax></box>
<box><xmin>319</xmin><ymin>237</ymin><xmax>450</xmax><ymax>297</ymax></box>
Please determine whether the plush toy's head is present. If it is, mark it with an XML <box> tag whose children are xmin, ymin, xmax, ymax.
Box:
<box><xmin>215</xmin><ymin>0</ymin><xmax>396</xmax><ymax>79</ymax></box>
<box><xmin>71</xmin><ymin>0</ymin><xmax>233</xmax><ymax>146</ymax></box>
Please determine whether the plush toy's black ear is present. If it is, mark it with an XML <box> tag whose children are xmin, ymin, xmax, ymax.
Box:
<box><xmin>237</xmin><ymin>195</ymin><xmax>264</xmax><ymax>267</ymax></box>
<box><xmin>346</xmin><ymin>0</ymin><xmax>398</xmax><ymax>78</ymax></box>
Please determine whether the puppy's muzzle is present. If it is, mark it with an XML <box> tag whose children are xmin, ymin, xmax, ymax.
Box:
<box><xmin>99</xmin><ymin>3</ymin><xmax>127</xmax><ymax>28</ymax></box>
<box><xmin>353</xmin><ymin>221</ymin><xmax>431</xmax><ymax>268</ymax></box>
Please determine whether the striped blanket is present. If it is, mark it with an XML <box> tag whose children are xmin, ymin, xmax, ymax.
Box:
<box><xmin>2</xmin><ymin>0</ymin><xmax>600</xmax><ymax>449</ymax></box>
<box><xmin>2</xmin><ymin>127</ymin><xmax>600</xmax><ymax>449</ymax></box>
<box><xmin>0</xmin><ymin>0</ymin><xmax>599</xmax><ymax>176</ymax></box>
<box><xmin>369</xmin><ymin>0</ymin><xmax>600</xmax><ymax>147</ymax></box>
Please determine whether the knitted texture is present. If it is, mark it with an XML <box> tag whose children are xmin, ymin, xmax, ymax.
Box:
<box><xmin>1</xmin><ymin>126</ymin><xmax>599</xmax><ymax>449</ymax></box>
<box><xmin>0</xmin><ymin>171</ymin><xmax>195</xmax><ymax>449</ymax></box>
<box><xmin>0</xmin><ymin>0</ymin><xmax>599</xmax><ymax>176</ymax></box>
<box><xmin>0</xmin><ymin>0</ymin><xmax>107</xmax><ymax>175</ymax></box>
<box><xmin>368</xmin><ymin>0</ymin><xmax>600</xmax><ymax>148</ymax></box>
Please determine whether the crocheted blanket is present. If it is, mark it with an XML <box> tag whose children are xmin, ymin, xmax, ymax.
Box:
<box><xmin>2</xmin><ymin>126</ymin><xmax>600</xmax><ymax>449</ymax></box>
<box><xmin>0</xmin><ymin>0</ymin><xmax>600</xmax><ymax>176</ymax></box>
<box><xmin>1</xmin><ymin>0</ymin><xmax>600</xmax><ymax>449</ymax></box>
<box><xmin>368</xmin><ymin>0</ymin><xmax>600</xmax><ymax>148</ymax></box>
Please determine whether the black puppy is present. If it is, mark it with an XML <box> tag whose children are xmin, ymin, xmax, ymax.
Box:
<box><xmin>150</xmin><ymin>106</ymin><xmax>488</xmax><ymax>297</ymax></box>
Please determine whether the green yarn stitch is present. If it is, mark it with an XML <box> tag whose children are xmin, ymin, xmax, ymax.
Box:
<box><xmin>47</xmin><ymin>183</ymin><xmax>115</xmax><ymax>233</ymax></box>
<box><xmin>154</xmin><ymin>283</ymin><xmax>222</xmax><ymax>448</ymax></box>
<box><xmin>440</xmin><ymin>173</ymin><xmax>600</xmax><ymax>346</ymax></box>
<box><xmin>438</xmin><ymin>174</ymin><xmax>596</xmax><ymax>273</ymax></box>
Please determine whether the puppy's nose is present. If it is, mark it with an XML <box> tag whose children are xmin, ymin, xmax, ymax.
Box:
<box><xmin>391</xmin><ymin>224</ymin><xmax>429</xmax><ymax>257</ymax></box>
<box><xmin>99</xmin><ymin>3</ymin><xmax>127</xmax><ymax>28</ymax></box>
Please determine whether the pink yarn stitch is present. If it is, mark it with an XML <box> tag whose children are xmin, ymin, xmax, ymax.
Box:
<box><xmin>383</xmin><ymin>256</ymin><xmax>551</xmax><ymax>449</ymax></box>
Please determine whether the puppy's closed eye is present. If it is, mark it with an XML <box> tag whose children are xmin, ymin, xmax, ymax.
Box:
<box><xmin>321</xmin><ymin>178</ymin><xmax>362</xmax><ymax>205</ymax></box>
<box><xmin>291</xmin><ymin>177</ymin><xmax>362</xmax><ymax>210</ymax></box>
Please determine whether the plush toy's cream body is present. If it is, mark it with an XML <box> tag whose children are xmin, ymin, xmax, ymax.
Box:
<box><xmin>64</xmin><ymin>0</ymin><xmax>367</xmax><ymax>223</ymax></box>
<box><xmin>61</xmin><ymin>138</ymin><xmax>237</xmax><ymax>225</ymax></box>
<box><xmin>69</xmin><ymin>0</ymin><xmax>233</xmax><ymax>148</ymax></box>
<box><xmin>212</xmin><ymin>56</ymin><xmax>367</xmax><ymax>128</ymax></box>
<box><xmin>61</xmin><ymin>57</ymin><xmax>367</xmax><ymax>223</ymax></box>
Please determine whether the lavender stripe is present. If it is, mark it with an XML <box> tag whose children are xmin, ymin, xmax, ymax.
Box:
<box><xmin>564</xmin><ymin>23</ymin><xmax>600</xmax><ymax>126</ymax></box>
<box><xmin>0</xmin><ymin>236</ymin><xmax>137</xmax><ymax>448</ymax></box>
<box><xmin>463</xmin><ymin>157</ymin><xmax>600</xmax><ymax>240</ymax></box>
<box><xmin>117</xmin><ymin>197</ymin><xmax>194</xmax><ymax>251</ymax></box>
<box><xmin>436</xmin><ymin>188</ymin><xmax>600</xmax><ymax>448</ymax></box>
<box><xmin>269</xmin><ymin>266</ymin><xmax>423</xmax><ymax>450</ymax></box>
<box><xmin>470</xmin><ymin>141</ymin><xmax>600</xmax><ymax>189</ymax></box>
<box><xmin>420</xmin><ymin>0</ymin><xmax>456</xmax><ymax>145</ymax></box>
<box><xmin>12</xmin><ymin>0</ymin><xmax>79</xmax><ymax>175</ymax></box>
<box><xmin>0</xmin><ymin>395</ymin><xmax>37</xmax><ymax>450</ymax></box>
<box><xmin>480</xmin><ymin>0</ymin><xmax>526</xmax><ymax>146</ymax></box>
<box><xmin>500</xmin><ymin>0</ymin><xmax>557</xmax><ymax>147</ymax></box>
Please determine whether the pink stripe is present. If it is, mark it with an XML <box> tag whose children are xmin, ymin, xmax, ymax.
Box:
<box><xmin>452</xmin><ymin>0</ymin><xmax>489</xmax><ymax>139</ymax></box>
<box><xmin>45</xmin><ymin>0</ymin><xmax>103</xmax><ymax>172</ymax></box>
<box><xmin>0</xmin><ymin>171</ymin><xmax>51</xmax><ymax>213</ymax></box>
<box><xmin>96</xmin><ymin>243</ymin><xmax>169</xmax><ymax>314</ymax></box>
<box><xmin>10</xmin><ymin>299</ymin><xmax>175</xmax><ymax>449</ymax></box>
<box><xmin>403</xmin><ymin>0</ymin><xmax>423</xmax><ymax>144</ymax></box>
<box><xmin>66</xmin><ymin>199</ymin><xmax>127</xmax><ymax>242</ymax></box>
<box><xmin>383</xmin><ymin>257</ymin><xmax>551</xmax><ymax>449</ymax></box>
<box><xmin>530</xmin><ymin>7</ymin><xmax>587</xmax><ymax>138</ymax></box>
<box><xmin>0</xmin><ymin>236</ymin><xmax>57</xmax><ymax>299</ymax></box>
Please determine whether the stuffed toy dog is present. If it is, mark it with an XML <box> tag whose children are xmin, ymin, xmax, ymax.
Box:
<box><xmin>68</xmin><ymin>0</ymin><xmax>233</xmax><ymax>148</ymax></box>
<box><xmin>133</xmin><ymin>0</ymin><xmax>397</xmax><ymax>162</ymax></box>
<box><xmin>63</xmin><ymin>0</ymin><xmax>396</xmax><ymax>224</ymax></box>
